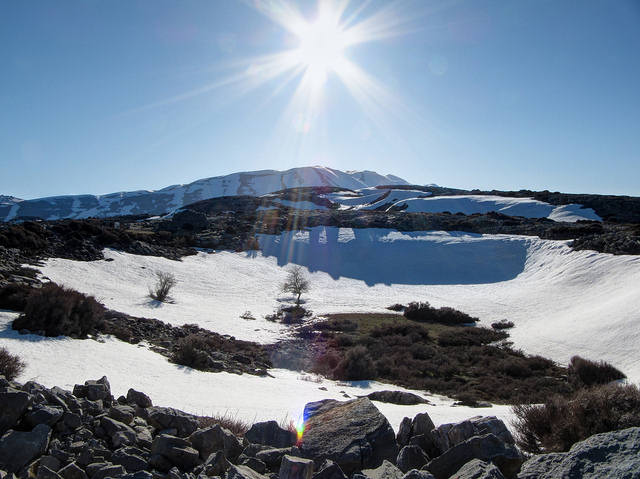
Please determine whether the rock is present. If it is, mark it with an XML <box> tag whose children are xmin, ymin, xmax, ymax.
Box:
<box><xmin>60</xmin><ymin>412</ymin><xmax>83</xmax><ymax>431</ymax></box>
<box><xmin>121</xmin><ymin>472</ymin><xmax>152</xmax><ymax>479</ymax></box>
<box><xmin>361</xmin><ymin>461</ymin><xmax>403</xmax><ymax>479</ymax></box>
<box><xmin>244</xmin><ymin>421</ymin><xmax>296</xmax><ymax>449</ymax></box>
<box><xmin>188</xmin><ymin>425</ymin><xmax>242</xmax><ymax>460</ymax></box>
<box><xmin>58</xmin><ymin>463</ymin><xmax>88</xmax><ymax>479</ymax></box>
<box><xmin>255</xmin><ymin>447</ymin><xmax>301</xmax><ymax>469</ymax></box>
<box><xmin>72</xmin><ymin>377</ymin><xmax>112</xmax><ymax>403</ymax></box>
<box><xmin>298</xmin><ymin>398</ymin><xmax>398</xmax><ymax>474</ymax></box>
<box><xmin>226</xmin><ymin>464</ymin><xmax>270</xmax><ymax>479</ymax></box>
<box><xmin>111</xmin><ymin>449</ymin><xmax>147</xmax><ymax>473</ymax></box>
<box><xmin>147</xmin><ymin>407</ymin><xmax>199</xmax><ymax>438</ymax></box>
<box><xmin>431</xmin><ymin>417</ymin><xmax>514</xmax><ymax>456</ymax></box>
<box><xmin>0</xmin><ymin>424</ymin><xmax>51</xmax><ymax>472</ymax></box>
<box><xmin>401</xmin><ymin>471</ymin><xmax>435</xmax><ymax>479</ymax></box>
<box><xmin>0</xmin><ymin>388</ymin><xmax>32</xmax><ymax>434</ymax></box>
<box><xmin>126</xmin><ymin>390</ymin><xmax>152</xmax><ymax>409</ymax></box>
<box><xmin>396</xmin><ymin>446</ymin><xmax>428</xmax><ymax>473</ymax></box>
<box><xmin>25</xmin><ymin>405</ymin><xmax>64</xmax><ymax>428</ymax></box>
<box><xmin>38</xmin><ymin>456</ymin><xmax>61</xmax><ymax>473</ymax></box>
<box><xmin>202</xmin><ymin>451</ymin><xmax>228</xmax><ymax>476</ymax></box>
<box><xmin>425</xmin><ymin>434</ymin><xmax>522</xmax><ymax>479</ymax></box>
<box><xmin>91</xmin><ymin>464</ymin><xmax>125</xmax><ymax>479</ymax></box>
<box><xmin>449</xmin><ymin>459</ymin><xmax>505</xmax><ymax>479</ymax></box>
<box><xmin>108</xmin><ymin>406</ymin><xmax>135</xmax><ymax>425</ymax></box>
<box><xmin>396</xmin><ymin>413</ymin><xmax>437</xmax><ymax>458</ymax></box>
<box><xmin>366</xmin><ymin>391</ymin><xmax>428</xmax><ymax>406</ymax></box>
<box><xmin>151</xmin><ymin>434</ymin><xmax>200</xmax><ymax>471</ymax></box>
<box><xmin>37</xmin><ymin>466</ymin><xmax>62</xmax><ymax>479</ymax></box>
<box><xmin>279</xmin><ymin>456</ymin><xmax>314</xmax><ymax>479</ymax></box>
<box><xmin>310</xmin><ymin>460</ymin><xmax>346</xmax><ymax>479</ymax></box>
<box><xmin>518</xmin><ymin>426</ymin><xmax>640</xmax><ymax>479</ymax></box>
<box><xmin>100</xmin><ymin>417</ymin><xmax>137</xmax><ymax>447</ymax></box>
<box><xmin>397</xmin><ymin>418</ymin><xmax>412</xmax><ymax>448</ymax></box>
<box><xmin>239</xmin><ymin>457</ymin><xmax>266</xmax><ymax>475</ymax></box>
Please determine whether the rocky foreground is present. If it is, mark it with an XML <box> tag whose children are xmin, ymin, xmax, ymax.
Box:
<box><xmin>1</xmin><ymin>376</ymin><xmax>639</xmax><ymax>479</ymax></box>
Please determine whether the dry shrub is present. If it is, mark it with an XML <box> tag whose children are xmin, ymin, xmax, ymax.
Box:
<box><xmin>172</xmin><ymin>334</ymin><xmax>215</xmax><ymax>370</ymax></box>
<box><xmin>337</xmin><ymin>345</ymin><xmax>377</xmax><ymax>380</ymax></box>
<box><xmin>0</xmin><ymin>347</ymin><xmax>25</xmax><ymax>381</ymax></box>
<box><xmin>197</xmin><ymin>413</ymin><xmax>249</xmax><ymax>437</ymax></box>
<box><xmin>404</xmin><ymin>301</ymin><xmax>478</xmax><ymax>325</ymax></box>
<box><xmin>491</xmin><ymin>320</ymin><xmax>515</xmax><ymax>330</ymax></box>
<box><xmin>13</xmin><ymin>283</ymin><xmax>104</xmax><ymax>338</ymax></box>
<box><xmin>0</xmin><ymin>283</ymin><xmax>32</xmax><ymax>311</ymax></box>
<box><xmin>386</xmin><ymin>303</ymin><xmax>405</xmax><ymax>312</ymax></box>
<box><xmin>149</xmin><ymin>271</ymin><xmax>177</xmax><ymax>303</ymax></box>
<box><xmin>568</xmin><ymin>355</ymin><xmax>626</xmax><ymax>386</ymax></box>
<box><xmin>513</xmin><ymin>383</ymin><xmax>640</xmax><ymax>453</ymax></box>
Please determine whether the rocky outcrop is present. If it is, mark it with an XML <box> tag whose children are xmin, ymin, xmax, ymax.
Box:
<box><xmin>365</xmin><ymin>391</ymin><xmax>429</xmax><ymax>406</ymax></box>
<box><xmin>517</xmin><ymin>427</ymin><xmax>640</xmax><ymax>479</ymax></box>
<box><xmin>245</xmin><ymin>421</ymin><xmax>296</xmax><ymax>449</ymax></box>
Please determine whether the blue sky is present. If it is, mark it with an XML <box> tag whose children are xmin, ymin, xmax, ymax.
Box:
<box><xmin>1</xmin><ymin>0</ymin><xmax>639</xmax><ymax>199</ymax></box>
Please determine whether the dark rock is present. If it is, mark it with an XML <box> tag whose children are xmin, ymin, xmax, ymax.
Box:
<box><xmin>73</xmin><ymin>377</ymin><xmax>112</xmax><ymax>404</ymax></box>
<box><xmin>226</xmin><ymin>464</ymin><xmax>270</xmax><ymax>479</ymax></box>
<box><xmin>58</xmin><ymin>463</ymin><xmax>88</xmax><ymax>479</ymax></box>
<box><xmin>108</xmin><ymin>406</ymin><xmax>135</xmax><ymax>425</ymax></box>
<box><xmin>126</xmin><ymin>390</ymin><xmax>152</xmax><ymax>409</ymax></box>
<box><xmin>298</xmin><ymin>398</ymin><xmax>398</xmax><ymax>474</ymax></box>
<box><xmin>188</xmin><ymin>425</ymin><xmax>242</xmax><ymax>460</ymax></box>
<box><xmin>100</xmin><ymin>417</ymin><xmax>136</xmax><ymax>448</ymax></box>
<box><xmin>255</xmin><ymin>447</ymin><xmax>301</xmax><ymax>469</ymax></box>
<box><xmin>60</xmin><ymin>412</ymin><xmax>83</xmax><ymax>431</ymax></box>
<box><xmin>431</xmin><ymin>417</ymin><xmax>514</xmax><ymax>456</ymax></box>
<box><xmin>450</xmin><ymin>459</ymin><xmax>505</xmax><ymax>479</ymax></box>
<box><xmin>151</xmin><ymin>434</ymin><xmax>200</xmax><ymax>471</ymax></box>
<box><xmin>425</xmin><ymin>434</ymin><xmax>522</xmax><ymax>479</ymax></box>
<box><xmin>90</xmin><ymin>463</ymin><xmax>125</xmax><ymax>479</ymax></box>
<box><xmin>244</xmin><ymin>421</ymin><xmax>296</xmax><ymax>449</ymax></box>
<box><xmin>111</xmin><ymin>450</ymin><xmax>147</xmax><ymax>473</ymax></box>
<box><xmin>361</xmin><ymin>461</ymin><xmax>403</xmax><ymax>479</ymax></box>
<box><xmin>310</xmin><ymin>460</ymin><xmax>346</xmax><ymax>479</ymax></box>
<box><xmin>37</xmin><ymin>466</ymin><xmax>62</xmax><ymax>479</ymax></box>
<box><xmin>397</xmin><ymin>418</ymin><xmax>412</xmax><ymax>448</ymax></box>
<box><xmin>366</xmin><ymin>391</ymin><xmax>428</xmax><ymax>406</ymax></box>
<box><xmin>0</xmin><ymin>424</ymin><xmax>51</xmax><ymax>472</ymax></box>
<box><xmin>121</xmin><ymin>472</ymin><xmax>152</xmax><ymax>479</ymax></box>
<box><xmin>202</xmin><ymin>451</ymin><xmax>228</xmax><ymax>477</ymax></box>
<box><xmin>239</xmin><ymin>457</ymin><xmax>266</xmax><ymax>475</ymax></box>
<box><xmin>147</xmin><ymin>455</ymin><xmax>173</xmax><ymax>473</ymax></box>
<box><xmin>147</xmin><ymin>407</ymin><xmax>198</xmax><ymax>438</ymax></box>
<box><xmin>396</xmin><ymin>446</ymin><xmax>428</xmax><ymax>473</ymax></box>
<box><xmin>518</xmin><ymin>426</ymin><xmax>640</xmax><ymax>479</ymax></box>
<box><xmin>241</xmin><ymin>444</ymin><xmax>273</xmax><ymax>458</ymax></box>
<box><xmin>38</xmin><ymin>456</ymin><xmax>61</xmax><ymax>473</ymax></box>
<box><xmin>0</xmin><ymin>388</ymin><xmax>32</xmax><ymax>434</ymax></box>
<box><xmin>400</xmin><ymin>471</ymin><xmax>434</xmax><ymax>479</ymax></box>
<box><xmin>279</xmin><ymin>455</ymin><xmax>314</xmax><ymax>479</ymax></box>
<box><xmin>25</xmin><ymin>405</ymin><xmax>64</xmax><ymax>428</ymax></box>
<box><xmin>396</xmin><ymin>413</ymin><xmax>438</xmax><ymax>458</ymax></box>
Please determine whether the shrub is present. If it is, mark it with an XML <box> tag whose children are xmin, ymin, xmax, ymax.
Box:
<box><xmin>404</xmin><ymin>301</ymin><xmax>478</xmax><ymax>325</ymax></box>
<box><xmin>0</xmin><ymin>347</ymin><xmax>25</xmax><ymax>380</ymax></box>
<box><xmin>491</xmin><ymin>320</ymin><xmax>515</xmax><ymax>330</ymax></box>
<box><xmin>337</xmin><ymin>345</ymin><xmax>377</xmax><ymax>380</ymax></box>
<box><xmin>568</xmin><ymin>355</ymin><xmax>626</xmax><ymax>386</ymax></box>
<box><xmin>281</xmin><ymin>265</ymin><xmax>310</xmax><ymax>307</ymax></box>
<box><xmin>172</xmin><ymin>334</ymin><xmax>214</xmax><ymax>370</ymax></box>
<box><xmin>512</xmin><ymin>383</ymin><xmax>640</xmax><ymax>453</ymax></box>
<box><xmin>386</xmin><ymin>303</ymin><xmax>405</xmax><ymax>312</ymax></box>
<box><xmin>198</xmin><ymin>413</ymin><xmax>249</xmax><ymax>436</ymax></box>
<box><xmin>0</xmin><ymin>283</ymin><xmax>32</xmax><ymax>311</ymax></box>
<box><xmin>149</xmin><ymin>271</ymin><xmax>177</xmax><ymax>303</ymax></box>
<box><xmin>13</xmin><ymin>283</ymin><xmax>104</xmax><ymax>338</ymax></box>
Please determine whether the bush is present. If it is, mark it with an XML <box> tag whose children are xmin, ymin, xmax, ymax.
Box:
<box><xmin>0</xmin><ymin>347</ymin><xmax>25</xmax><ymax>380</ymax></box>
<box><xmin>404</xmin><ymin>301</ymin><xmax>478</xmax><ymax>325</ymax></box>
<box><xmin>491</xmin><ymin>320</ymin><xmax>515</xmax><ymax>330</ymax></box>
<box><xmin>172</xmin><ymin>334</ymin><xmax>214</xmax><ymax>370</ymax></box>
<box><xmin>198</xmin><ymin>413</ymin><xmax>249</xmax><ymax>437</ymax></box>
<box><xmin>149</xmin><ymin>271</ymin><xmax>177</xmax><ymax>303</ymax></box>
<box><xmin>0</xmin><ymin>283</ymin><xmax>33</xmax><ymax>311</ymax></box>
<box><xmin>337</xmin><ymin>345</ymin><xmax>377</xmax><ymax>380</ymax></box>
<box><xmin>386</xmin><ymin>303</ymin><xmax>405</xmax><ymax>312</ymax></box>
<box><xmin>568</xmin><ymin>355</ymin><xmax>626</xmax><ymax>386</ymax></box>
<box><xmin>13</xmin><ymin>283</ymin><xmax>104</xmax><ymax>338</ymax></box>
<box><xmin>512</xmin><ymin>383</ymin><xmax>640</xmax><ymax>453</ymax></box>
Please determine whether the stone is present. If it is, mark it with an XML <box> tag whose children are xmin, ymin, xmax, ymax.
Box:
<box><xmin>397</xmin><ymin>418</ymin><xmax>413</xmax><ymax>448</ymax></box>
<box><xmin>431</xmin><ymin>417</ymin><xmax>514</xmax><ymax>456</ymax></box>
<box><xmin>310</xmin><ymin>460</ymin><xmax>346</xmax><ymax>479</ymax></box>
<box><xmin>100</xmin><ymin>417</ymin><xmax>136</xmax><ymax>447</ymax></box>
<box><xmin>298</xmin><ymin>398</ymin><xmax>398</xmax><ymax>474</ymax></box>
<box><xmin>37</xmin><ymin>466</ymin><xmax>62</xmax><ymax>479</ymax></box>
<box><xmin>151</xmin><ymin>434</ymin><xmax>200</xmax><ymax>471</ymax></box>
<box><xmin>255</xmin><ymin>447</ymin><xmax>301</xmax><ymax>469</ymax></box>
<box><xmin>121</xmin><ymin>472</ymin><xmax>152</xmax><ymax>479</ymax></box>
<box><xmin>518</xmin><ymin>427</ymin><xmax>640</xmax><ymax>479</ymax></box>
<box><xmin>361</xmin><ymin>461</ymin><xmax>403</xmax><ymax>479</ymax></box>
<box><xmin>0</xmin><ymin>424</ymin><xmax>51</xmax><ymax>472</ymax></box>
<box><xmin>188</xmin><ymin>424</ymin><xmax>242</xmax><ymax>460</ymax></box>
<box><xmin>400</xmin><ymin>471</ymin><xmax>434</xmax><ymax>479</ymax></box>
<box><xmin>366</xmin><ymin>391</ymin><xmax>429</xmax><ymax>406</ymax></box>
<box><xmin>147</xmin><ymin>407</ymin><xmax>199</xmax><ymax>438</ymax></box>
<box><xmin>111</xmin><ymin>449</ymin><xmax>147</xmax><ymax>473</ymax></box>
<box><xmin>108</xmin><ymin>406</ymin><xmax>135</xmax><ymax>425</ymax></box>
<box><xmin>449</xmin><ymin>459</ymin><xmax>505</xmax><ymax>479</ymax></box>
<box><xmin>226</xmin><ymin>464</ymin><xmax>269</xmax><ymax>479</ymax></box>
<box><xmin>244</xmin><ymin>421</ymin><xmax>296</xmax><ymax>449</ymax></box>
<box><xmin>91</xmin><ymin>464</ymin><xmax>125</xmax><ymax>479</ymax></box>
<box><xmin>202</xmin><ymin>451</ymin><xmax>228</xmax><ymax>477</ymax></box>
<box><xmin>396</xmin><ymin>446</ymin><xmax>428</xmax><ymax>473</ymax></box>
<box><xmin>38</xmin><ymin>456</ymin><xmax>61</xmax><ymax>473</ymax></box>
<box><xmin>425</xmin><ymin>434</ymin><xmax>522</xmax><ymax>479</ymax></box>
<box><xmin>239</xmin><ymin>457</ymin><xmax>266</xmax><ymax>475</ymax></box>
<box><xmin>279</xmin><ymin>456</ymin><xmax>314</xmax><ymax>479</ymax></box>
<box><xmin>126</xmin><ymin>390</ymin><xmax>152</xmax><ymax>409</ymax></box>
<box><xmin>24</xmin><ymin>405</ymin><xmax>64</xmax><ymax>428</ymax></box>
<box><xmin>58</xmin><ymin>463</ymin><xmax>88</xmax><ymax>479</ymax></box>
<box><xmin>0</xmin><ymin>388</ymin><xmax>32</xmax><ymax>434</ymax></box>
<box><xmin>73</xmin><ymin>377</ymin><xmax>112</xmax><ymax>403</ymax></box>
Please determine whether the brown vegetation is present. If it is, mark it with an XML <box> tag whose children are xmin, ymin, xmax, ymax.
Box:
<box><xmin>0</xmin><ymin>347</ymin><xmax>25</xmax><ymax>381</ymax></box>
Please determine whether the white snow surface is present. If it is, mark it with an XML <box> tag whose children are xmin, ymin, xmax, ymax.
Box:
<box><xmin>37</xmin><ymin>227</ymin><xmax>640</xmax><ymax>382</ymax></box>
<box><xmin>0</xmin><ymin>311</ymin><xmax>512</xmax><ymax>431</ymax></box>
<box><xmin>327</xmin><ymin>190</ymin><xmax>601</xmax><ymax>222</ymax></box>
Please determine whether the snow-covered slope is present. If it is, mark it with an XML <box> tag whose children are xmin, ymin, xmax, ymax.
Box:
<box><xmin>0</xmin><ymin>167</ymin><xmax>407</xmax><ymax>221</ymax></box>
<box><xmin>37</xmin><ymin>227</ymin><xmax>640</xmax><ymax>382</ymax></box>
<box><xmin>327</xmin><ymin>189</ymin><xmax>601</xmax><ymax>222</ymax></box>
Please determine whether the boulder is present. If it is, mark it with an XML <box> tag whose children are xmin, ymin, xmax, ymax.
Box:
<box><xmin>72</xmin><ymin>377</ymin><xmax>112</xmax><ymax>403</ymax></box>
<box><xmin>431</xmin><ymin>417</ymin><xmax>514</xmax><ymax>455</ymax></box>
<box><xmin>366</xmin><ymin>391</ymin><xmax>428</xmax><ymax>406</ymax></box>
<box><xmin>37</xmin><ymin>466</ymin><xmax>61</xmax><ymax>479</ymax></box>
<box><xmin>202</xmin><ymin>451</ymin><xmax>228</xmax><ymax>476</ymax></box>
<box><xmin>244</xmin><ymin>421</ymin><xmax>296</xmax><ymax>448</ymax></box>
<box><xmin>425</xmin><ymin>434</ymin><xmax>522</xmax><ymax>479</ymax></box>
<box><xmin>58</xmin><ymin>463</ymin><xmax>88</xmax><ymax>479</ymax></box>
<box><xmin>188</xmin><ymin>424</ymin><xmax>242</xmax><ymax>460</ymax></box>
<box><xmin>151</xmin><ymin>434</ymin><xmax>200</xmax><ymax>471</ymax></box>
<box><xmin>108</xmin><ymin>406</ymin><xmax>135</xmax><ymax>425</ymax></box>
<box><xmin>0</xmin><ymin>388</ymin><xmax>32</xmax><ymax>434</ymax></box>
<box><xmin>396</xmin><ymin>446</ymin><xmax>428</xmax><ymax>473</ymax></box>
<box><xmin>401</xmin><ymin>471</ymin><xmax>435</xmax><ymax>479</ymax></box>
<box><xmin>147</xmin><ymin>407</ymin><xmax>199</xmax><ymax>437</ymax></box>
<box><xmin>24</xmin><ymin>405</ymin><xmax>64</xmax><ymax>428</ymax></box>
<box><xmin>395</xmin><ymin>413</ymin><xmax>437</xmax><ymax>458</ymax></box>
<box><xmin>255</xmin><ymin>446</ymin><xmax>301</xmax><ymax>469</ymax></box>
<box><xmin>100</xmin><ymin>417</ymin><xmax>136</xmax><ymax>447</ymax></box>
<box><xmin>361</xmin><ymin>460</ymin><xmax>403</xmax><ymax>479</ymax></box>
<box><xmin>111</xmin><ymin>449</ymin><xmax>147</xmax><ymax>473</ymax></box>
<box><xmin>518</xmin><ymin>426</ymin><xmax>640</xmax><ymax>479</ymax></box>
<box><xmin>0</xmin><ymin>424</ymin><xmax>51</xmax><ymax>472</ymax></box>
<box><xmin>226</xmin><ymin>464</ymin><xmax>270</xmax><ymax>479</ymax></box>
<box><xmin>90</xmin><ymin>464</ymin><xmax>125</xmax><ymax>479</ymax></box>
<box><xmin>239</xmin><ymin>456</ymin><xmax>266</xmax><ymax>474</ymax></box>
<box><xmin>450</xmin><ymin>459</ymin><xmax>505</xmax><ymax>479</ymax></box>
<box><xmin>311</xmin><ymin>460</ymin><xmax>347</xmax><ymax>479</ymax></box>
<box><xmin>126</xmin><ymin>390</ymin><xmax>152</xmax><ymax>409</ymax></box>
<box><xmin>279</xmin><ymin>456</ymin><xmax>314</xmax><ymax>479</ymax></box>
<box><xmin>299</xmin><ymin>398</ymin><xmax>398</xmax><ymax>474</ymax></box>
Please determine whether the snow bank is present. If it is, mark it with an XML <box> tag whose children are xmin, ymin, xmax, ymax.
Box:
<box><xmin>36</xmin><ymin>227</ymin><xmax>640</xmax><ymax>382</ymax></box>
<box><xmin>0</xmin><ymin>311</ymin><xmax>512</xmax><ymax>431</ymax></box>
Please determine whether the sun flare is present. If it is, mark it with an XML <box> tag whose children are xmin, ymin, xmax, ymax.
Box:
<box><xmin>293</xmin><ymin>16</ymin><xmax>348</xmax><ymax>84</ymax></box>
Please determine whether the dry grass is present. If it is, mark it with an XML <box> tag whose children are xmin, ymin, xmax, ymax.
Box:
<box><xmin>0</xmin><ymin>347</ymin><xmax>26</xmax><ymax>381</ymax></box>
<box><xmin>197</xmin><ymin>412</ymin><xmax>250</xmax><ymax>437</ymax></box>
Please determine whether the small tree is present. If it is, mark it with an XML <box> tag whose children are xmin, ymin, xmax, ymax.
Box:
<box><xmin>281</xmin><ymin>265</ymin><xmax>310</xmax><ymax>307</ymax></box>
<box><xmin>149</xmin><ymin>271</ymin><xmax>177</xmax><ymax>303</ymax></box>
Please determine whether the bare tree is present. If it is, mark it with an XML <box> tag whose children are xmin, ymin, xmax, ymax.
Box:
<box><xmin>281</xmin><ymin>265</ymin><xmax>310</xmax><ymax>307</ymax></box>
<box><xmin>149</xmin><ymin>271</ymin><xmax>177</xmax><ymax>303</ymax></box>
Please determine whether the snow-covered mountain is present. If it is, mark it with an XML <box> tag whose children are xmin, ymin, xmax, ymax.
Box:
<box><xmin>0</xmin><ymin>167</ymin><xmax>407</xmax><ymax>221</ymax></box>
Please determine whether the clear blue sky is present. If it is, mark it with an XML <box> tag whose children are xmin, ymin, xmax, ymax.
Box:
<box><xmin>1</xmin><ymin>0</ymin><xmax>639</xmax><ymax>199</ymax></box>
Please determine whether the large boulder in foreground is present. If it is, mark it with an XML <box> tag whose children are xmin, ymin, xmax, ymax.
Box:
<box><xmin>299</xmin><ymin>398</ymin><xmax>398</xmax><ymax>474</ymax></box>
<box><xmin>518</xmin><ymin>426</ymin><xmax>640</xmax><ymax>479</ymax></box>
<box><xmin>431</xmin><ymin>416</ymin><xmax>514</xmax><ymax>456</ymax></box>
<box><xmin>0</xmin><ymin>424</ymin><xmax>51</xmax><ymax>472</ymax></box>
